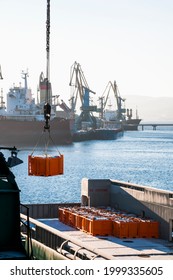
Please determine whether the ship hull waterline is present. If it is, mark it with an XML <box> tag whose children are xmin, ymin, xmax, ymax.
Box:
<box><xmin>72</xmin><ymin>128</ymin><xmax>123</xmax><ymax>142</ymax></box>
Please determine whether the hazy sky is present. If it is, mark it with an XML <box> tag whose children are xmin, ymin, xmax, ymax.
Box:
<box><xmin>1</xmin><ymin>0</ymin><xmax>173</xmax><ymax>106</ymax></box>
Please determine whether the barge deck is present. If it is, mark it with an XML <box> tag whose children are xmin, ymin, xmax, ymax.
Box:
<box><xmin>39</xmin><ymin>218</ymin><xmax>173</xmax><ymax>260</ymax></box>
<box><xmin>21</xmin><ymin>215</ymin><xmax>173</xmax><ymax>260</ymax></box>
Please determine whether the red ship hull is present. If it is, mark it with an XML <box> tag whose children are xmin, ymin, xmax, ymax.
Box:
<box><xmin>0</xmin><ymin>117</ymin><xmax>73</xmax><ymax>148</ymax></box>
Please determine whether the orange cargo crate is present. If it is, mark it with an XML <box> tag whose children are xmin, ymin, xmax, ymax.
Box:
<box><xmin>148</xmin><ymin>221</ymin><xmax>159</xmax><ymax>238</ymax></box>
<box><xmin>64</xmin><ymin>209</ymin><xmax>69</xmax><ymax>224</ymax></box>
<box><xmin>58</xmin><ymin>207</ymin><xmax>68</xmax><ymax>223</ymax></box>
<box><xmin>83</xmin><ymin>215</ymin><xmax>96</xmax><ymax>233</ymax></box>
<box><xmin>113</xmin><ymin>220</ymin><xmax>129</xmax><ymax>238</ymax></box>
<box><xmin>58</xmin><ymin>208</ymin><xmax>63</xmax><ymax>222</ymax></box>
<box><xmin>128</xmin><ymin>221</ymin><xmax>139</xmax><ymax>238</ymax></box>
<box><xmin>75</xmin><ymin>214</ymin><xmax>83</xmax><ymax>230</ymax></box>
<box><xmin>86</xmin><ymin>217</ymin><xmax>112</xmax><ymax>236</ymax></box>
<box><xmin>28</xmin><ymin>154</ymin><xmax>64</xmax><ymax>176</ymax></box>
<box><xmin>81</xmin><ymin>215</ymin><xmax>88</xmax><ymax>232</ymax></box>
<box><xmin>72</xmin><ymin>212</ymin><xmax>79</xmax><ymax>228</ymax></box>
<box><xmin>59</xmin><ymin>208</ymin><xmax>76</xmax><ymax>226</ymax></box>
<box><xmin>67</xmin><ymin>211</ymin><xmax>76</xmax><ymax>227</ymax></box>
<box><xmin>138</xmin><ymin>220</ymin><xmax>150</xmax><ymax>238</ymax></box>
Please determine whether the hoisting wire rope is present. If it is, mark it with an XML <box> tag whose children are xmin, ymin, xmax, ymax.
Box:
<box><xmin>30</xmin><ymin>131</ymin><xmax>45</xmax><ymax>156</ymax></box>
<box><xmin>44</xmin><ymin>0</ymin><xmax>51</xmax><ymax>133</ymax></box>
<box><xmin>42</xmin><ymin>0</ymin><xmax>57</xmax><ymax>155</ymax></box>
<box><xmin>30</xmin><ymin>129</ymin><xmax>61</xmax><ymax>157</ymax></box>
<box><xmin>31</xmin><ymin>0</ymin><xmax>55</xmax><ymax>156</ymax></box>
<box><xmin>43</xmin><ymin>0</ymin><xmax>62</xmax><ymax>158</ymax></box>
<box><xmin>45</xmin><ymin>132</ymin><xmax>62</xmax><ymax>156</ymax></box>
<box><xmin>28</xmin><ymin>0</ymin><xmax>64</xmax><ymax>177</ymax></box>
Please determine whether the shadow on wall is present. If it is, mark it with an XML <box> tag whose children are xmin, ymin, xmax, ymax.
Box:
<box><xmin>111</xmin><ymin>183</ymin><xmax>169</xmax><ymax>240</ymax></box>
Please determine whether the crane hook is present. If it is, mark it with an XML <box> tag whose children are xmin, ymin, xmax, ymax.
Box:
<box><xmin>44</xmin><ymin>102</ymin><xmax>51</xmax><ymax>130</ymax></box>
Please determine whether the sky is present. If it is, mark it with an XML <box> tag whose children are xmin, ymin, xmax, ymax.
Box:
<box><xmin>1</xmin><ymin>0</ymin><xmax>173</xmax><ymax>108</ymax></box>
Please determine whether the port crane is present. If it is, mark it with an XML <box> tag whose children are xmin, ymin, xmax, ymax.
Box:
<box><xmin>99</xmin><ymin>81</ymin><xmax>126</xmax><ymax>121</ymax></box>
<box><xmin>69</xmin><ymin>61</ymin><xmax>98</xmax><ymax>130</ymax></box>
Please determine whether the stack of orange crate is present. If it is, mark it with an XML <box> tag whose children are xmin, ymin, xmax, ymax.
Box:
<box><xmin>58</xmin><ymin>206</ymin><xmax>159</xmax><ymax>238</ymax></box>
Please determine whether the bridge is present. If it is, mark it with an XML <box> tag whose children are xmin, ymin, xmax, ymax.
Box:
<box><xmin>139</xmin><ymin>123</ymin><xmax>173</xmax><ymax>130</ymax></box>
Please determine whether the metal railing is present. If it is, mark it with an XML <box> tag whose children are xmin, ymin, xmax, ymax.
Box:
<box><xmin>20</xmin><ymin>204</ymin><xmax>33</xmax><ymax>259</ymax></box>
<box><xmin>20</xmin><ymin>213</ymin><xmax>107</xmax><ymax>260</ymax></box>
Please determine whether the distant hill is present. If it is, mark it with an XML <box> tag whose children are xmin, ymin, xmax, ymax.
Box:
<box><xmin>124</xmin><ymin>95</ymin><xmax>173</xmax><ymax>122</ymax></box>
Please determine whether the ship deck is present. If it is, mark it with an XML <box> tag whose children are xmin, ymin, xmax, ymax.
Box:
<box><xmin>38</xmin><ymin>218</ymin><xmax>173</xmax><ymax>260</ymax></box>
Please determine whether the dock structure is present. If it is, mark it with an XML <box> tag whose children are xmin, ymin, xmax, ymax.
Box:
<box><xmin>81</xmin><ymin>179</ymin><xmax>173</xmax><ymax>241</ymax></box>
<box><xmin>20</xmin><ymin>179</ymin><xmax>173</xmax><ymax>260</ymax></box>
<box><xmin>139</xmin><ymin>123</ymin><xmax>173</xmax><ymax>130</ymax></box>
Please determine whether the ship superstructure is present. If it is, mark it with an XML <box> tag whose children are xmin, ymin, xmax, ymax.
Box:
<box><xmin>6</xmin><ymin>71</ymin><xmax>39</xmax><ymax>118</ymax></box>
<box><xmin>4</xmin><ymin>71</ymin><xmax>58</xmax><ymax>121</ymax></box>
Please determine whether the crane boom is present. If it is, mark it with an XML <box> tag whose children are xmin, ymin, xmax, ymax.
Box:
<box><xmin>69</xmin><ymin>61</ymin><xmax>96</xmax><ymax>109</ymax></box>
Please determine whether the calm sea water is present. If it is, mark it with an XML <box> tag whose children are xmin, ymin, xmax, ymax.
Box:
<box><xmin>5</xmin><ymin>128</ymin><xmax>173</xmax><ymax>204</ymax></box>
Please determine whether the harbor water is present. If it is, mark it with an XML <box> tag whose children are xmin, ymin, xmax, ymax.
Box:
<box><xmin>5</xmin><ymin>128</ymin><xmax>173</xmax><ymax>204</ymax></box>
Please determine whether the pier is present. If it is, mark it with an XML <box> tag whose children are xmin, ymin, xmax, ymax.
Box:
<box><xmin>139</xmin><ymin>123</ymin><xmax>173</xmax><ymax>130</ymax></box>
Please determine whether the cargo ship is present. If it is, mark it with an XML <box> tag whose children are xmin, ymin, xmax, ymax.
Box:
<box><xmin>0</xmin><ymin>70</ymin><xmax>122</xmax><ymax>146</ymax></box>
<box><xmin>0</xmin><ymin>71</ymin><xmax>73</xmax><ymax>147</ymax></box>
